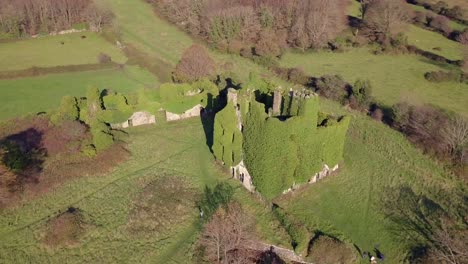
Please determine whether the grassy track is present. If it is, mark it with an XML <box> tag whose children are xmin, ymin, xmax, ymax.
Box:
<box><xmin>0</xmin><ymin>32</ymin><xmax>127</xmax><ymax>71</ymax></box>
<box><xmin>280</xmin><ymin>48</ymin><xmax>468</xmax><ymax>116</ymax></box>
<box><xmin>0</xmin><ymin>66</ymin><xmax>158</xmax><ymax>121</ymax></box>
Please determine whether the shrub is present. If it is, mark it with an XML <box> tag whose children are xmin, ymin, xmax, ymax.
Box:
<box><xmin>315</xmin><ymin>75</ymin><xmax>350</xmax><ymax>102</ymax></box>
<box><xmin>287</xmin><ymin>67</ymin><xmax>309</xmax><ymax>85</ymax></box>
<box><xmin>97</xmin><ymin>53</ymin><xmax>112</xmax><ymax>63</ymax></box>
<box><xmin>352</xmin><ymin>79</ymin><xmax>373</xmax><ymax>108</ymax></box>
<box><xmin>413</xmin><ymin>11</ymin><xmax>427</xmax><ymax>25</ymax></box>
<box><xmin>428</xmin><ymin>15</ymin><xmax>452</xmax><ymax>35</ymax></box>
<box><xmin>424</xmin><ymin>70</ymin><xmax>462</xmax><ymax>83</ymax></box>
<box><xmin>1</xmin><ymin>141</ymin><xmax>30</xmax><ymax>172</ymax></box>
<box><xmin>51</xmin><ymin>96</ymin><xmax>80</xmax><ymax>125</ymax></box>
<box><xmin>81</xmin><ymin>144</ymin><xmax>97</xmax><ymax>158</ymax></box>
<box><xmin>173</xmin><ymin>45</ymin><xmax>216</xmax><ymax>83</ymax></box>
<box><xmin>90</xmin><ymin>121</ymin><xmax>114</xmax><ymax>151</ymax></box>
<box><xmin>197</xmin><ymin>182</ymin><xmax>234</xmax><ymax>220</ymax></box>
<box><xmin>455</xmin><ymin>29</ymin><xmax>468</xmax><ymax>45</ymax></box>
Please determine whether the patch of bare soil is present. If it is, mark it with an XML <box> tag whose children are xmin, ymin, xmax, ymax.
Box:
<box><xmin>42</xmin><ymin>207</ymin><xmax>86</xmax><ymax>248</ymax></box>
<box><xmin>0</xmin><ymin>117</ymin><xmax>129</xmax><ymax>208</ymax></box>
<box><xmin>127</xmin><ymin>176</ymin><xmax>198</xmax><ymax>238</ymax></box>
<box><xmin>305</xmin><ymin>234</ymin><xmax>357</xmax><ymax>264</ymax></box>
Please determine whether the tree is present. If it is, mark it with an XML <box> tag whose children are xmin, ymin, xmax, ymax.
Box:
<box><xmin>455</xmin><ymin>29</ymin><xmax>468</xmax><ymax>45</ymax></box>
<box><xmin>199</xmin><ymin>202</ymin><xmax>255</xmax><ymax>263</ymax></box>
<box><xmin>429</xmin><ymin>220</ymin><xmax>468</xmax><ymax>264</ymax></box>
<box><xmin>428</xmin><ymin>15</ymin><xmax>452</xmax><ymax>35</ymax></box>
<box><xmin>352</xmin><ymin>79</ymin><xmax>373</xmax><ymax>107</ymax></box>
<box><xmin>363</xmin><ymin>0</ymin><xmax>409</xmax><ymax>43</ymax></box>
<box><xmin>173</xmin><ymin>44</ymin><xmax>216</xmax><ymax>83</ymax></box>
<box><xmin>442</xmin><ymin>117</ymin><xmax>468</xmax><ymax>163</ymax></box>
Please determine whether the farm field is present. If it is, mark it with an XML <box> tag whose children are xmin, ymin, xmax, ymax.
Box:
<box><xmin>280</xmin><ymin>49</ymin><xmax>468</xmax><ymax>116</ymax></box>
<box><xmin>0</xmin><ymin>32</ymin><xmax>127</xmax><ymax>72</ymax></box>
<box><xmin>0</xmin><ymin>66</ymin><xmax>157</xmax><ymax>121</ymax></box>
<box><xmin>0</xmin><ymin>118</ymin><xmax>290</xmax><ymax>263</ymax></box>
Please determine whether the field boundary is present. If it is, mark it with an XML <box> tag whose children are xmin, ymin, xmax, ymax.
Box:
<box><xmin>0</xmin><ymin>63</ymin><xmax>122</xmax><ymax>80</ymax></box>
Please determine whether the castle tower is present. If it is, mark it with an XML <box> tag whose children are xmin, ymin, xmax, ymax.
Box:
<box><xmin>272</xmin><ymin>89</ymin><xmax>282</xmax><ymax>116</ymax></box>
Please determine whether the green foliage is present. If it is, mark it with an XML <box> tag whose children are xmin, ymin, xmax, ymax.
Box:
<box><xmin>212</xmin><ymin>102</ymin><xmax>243</xmax><ymax>166</ymax></box>
<box><xmin>86</xmin><ymin>87</ymin><xmax>103</xmax><ymax>121</ymax></box>
<box><xmin>273</xmin><ymin>206</ymin><xmax>310</xmax><ymax>255</ymax></box>
<box><xmin>90</xmin><ymin>121</ymin><xmax>114</xmax><ymax>151</ymax></box>
<box><xmin>220</xmin><ymin>93</ymin><xmax>349</xmax><ymax>199</ymax></box>
<box><xmin>50</xmin><ymin>96</ymin><xmax>80</xmax><ymax>125</ymax></box>
<box><xmin>160</xmin><ymin>80</ymin><xmax>219</xmax><ymax>114</ymax></box>
<box><xmin>198</xmin><ymin>182</ymin><xmax>235</xmax><ymax>220</ymax></box>
<box><xmin>209</xmin><ymin>16</ymin><xmax>242</xmax><ymax>43</ymax></box>
<box><xmin>352</xmin><ymin>79</ymin><xmax>373</xmax><ymax>107</ymax></box>
<box><xmin>1</xmin><ymin>141</ymin><xmax>29</xmax><ymax>172</ymax></box>
<box><xmin>81</xmin><ymin>144</ymin><xmax>97</xmax><ymax>158</ymax></box>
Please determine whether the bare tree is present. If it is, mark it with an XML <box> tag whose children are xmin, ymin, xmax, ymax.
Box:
<box><xmin>199</xmin><ymin>202</ymin><xmax>255</xmax><ymax>263</ymax></box>
<box><xmin>173</xmin><ymin>44</ymin><xmax>216</xmax><ymax>83</ymax></box>
<box><xmin>443</xmin><ymin>117</ymin><xmax>468</xmax><ymax>162</ymax></box>
<box><xmin>363</xmin><ymin>0</ymin><xmax>409</xmax><ymax>42</ymax></box>
<box><xmin>429</xmin><ymin>220</ymin><xmax>468</xmax><ymax>264</ymax></box>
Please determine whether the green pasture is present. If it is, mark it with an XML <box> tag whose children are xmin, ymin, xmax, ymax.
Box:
<box><xmin>407</xmin><ymin>25</ymin><xmax>464</xmax><ymax>60</ymax></box>
<box><xmin>0</xmin><ymin>118</ymin><xmax>290</xmax><ymax>263</ymax></box>
<box><xmin>280</xmin><ymin>48</ymin><xmax>468</xmax><ymax>116</ymax></box>
<box><xmin>100</xmin><ymin>0</ymin><xmax>285</xmax><ymax>84</ymax></box>
<box><xmin>275</xmin><ymin>99</ymin><xmax>463</xmax><ymax>262</ymax></box>
<box><xmin>0</xmin><ymin>32</ymin><xmax>127</xmax><ymax>72</ymax></box>
<box><xmin>0</xmin><ymin>66</ymin><xmax>158</xmax><ymax>121</ymax></box>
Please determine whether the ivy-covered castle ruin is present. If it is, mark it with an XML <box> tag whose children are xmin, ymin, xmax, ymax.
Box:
<box><xmin>213</xmin><ymin>88</ymin><xmax>350</xmax><ymax>199</ymax></box>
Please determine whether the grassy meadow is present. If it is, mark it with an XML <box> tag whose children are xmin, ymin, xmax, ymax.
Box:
<box><xmin>0</xmin><ymin>118</ymin><xmax>290</xmax><ymax>263</ymax></box>
<box><xmin>406</xmin><ymin>25</ymin><xmax>465</xmax><ymax>61</ymax></box>
<box><xmin>0</xmin><ymin>66</ymin><xmax>157</xmax><ymax>121</ymax></box>
<box><xmin>276</xmin><ymin>99</ymin><xmax>463</xmax><ymax>261</ymax></box>
<box><xmin>0</xmin><ymin>0</ymin><xmax>466</xmax><ymax>262</ymax></box>
<box><xmin>280</xmin><ymin>49</ymin><xmax>468</xmax><ymax>116</ymax></box>
<box><xmin>0</xmin><ymin>32</ymin><xmax>127</xmax><ymax>71</ymax></box>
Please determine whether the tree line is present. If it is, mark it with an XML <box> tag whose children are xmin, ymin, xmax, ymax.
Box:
<box><xmin>151</xmin><ymin>0</ymin><xmax>349</xmax><ymax>56</ymax></box>
<box><xmin>0</xmin><ymin>0</ymin><xmax>112</xmax><ymax>38</ymax></box>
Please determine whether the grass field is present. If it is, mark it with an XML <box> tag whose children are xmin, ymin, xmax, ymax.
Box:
<box><xmin>100</xmin><ymin>0</ymin><xmax>285</xmax><ymax>84</ymax></box>
<box><xmin>349</xmin><ymin>0</ymin><xmax>465</xmax><ymax>61</ymax></box>
<box><xmin>280</xmin><ymin>48</ymin><xmax>468</xmax><ymax>116</ymax></box>
<box><xmin>406</xmin><ymin>25</ymin><xmax>465</xmax><ymax>61</ymax></box>
<box><xmin>275</xmin><ymin>99</ymin><xmax>463</xmax><ymax>262</ymax></box>
<box><xmin>0</xmin><ymin>118</ymin><xmax>289</xmax><ymax>263</ymax></box>
<box><xmin>0</xmin><ymin>66</ymin><xmax>158</xmax><ymax>121</ymax></box>
<box><xmin>0</xmin><ymin>32</ymin><xmax>127</xmax><ymax>72</ymax></box>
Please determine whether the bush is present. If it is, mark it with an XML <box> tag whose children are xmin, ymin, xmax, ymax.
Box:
<box><xmin>97</xmin><ymin>53</ymin><xmax>112</xmax><ymax>63</ymax></box>
<box><xmin>428</xmin><ymin>15</ymin><xmax>452</xmax><ymax>35</ymax></box>
<box><xmin>90</xmin><ymin>121</ymin><xmax>114</xmax><ymax>151</ymax></box>
<box><xmin>287</xmin><ymin>67</ymin><xmax>309</xmax><ymax>85</ymax></box>
<box><xmin>352</xmin><ymin>79</ymin><xmax>373</xmax><ymax>108</ymax></box>
<box><xmin>315</xmin><ymin>75</ymin><xmax>350</xmax><ymax>103</ymax></box>
<box><xmin>51</xmin><ymin>96</ymin><xmax>80</xmax><ymax>125</ymax></box>
<box><xmin>197</xmin><ymin>182</ymin><xmax>234</xmax><ymax>220</ymax></box>
<box><xmin>81</xmin><ymin>144</ymin><xmax>97</xmax><ymax>158</ymax></box>
<box><xmin>455</xmin><ymin>29</ymin><xmax>468</xmax><ymax>44</ymax></box>
<box><xmin>424</xmin><ymin>70</ymin><xmax>463</xmax><ymax>82</ymax></box>
<box><xmin>173</xmin><ymin>45</ymin><xmax>216</xmax><ymax>83</ymax></box>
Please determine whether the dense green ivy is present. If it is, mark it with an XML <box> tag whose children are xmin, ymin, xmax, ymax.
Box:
<box><xmin>214</xmin><ymin>91</ymin><xmax>350</xmax><ymax>199</ymax></box>
<box><xmin>212</xmin><ymin>101</ymin><xmax>243</xmax><ymax>166</ymax></box>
